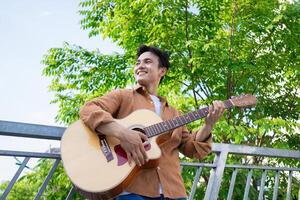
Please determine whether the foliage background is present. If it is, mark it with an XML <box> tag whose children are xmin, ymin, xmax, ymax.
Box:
<box><xmin>1</xmin><ymin>0</ymin><xmax>299</xmax><ymax>199</ymax></box>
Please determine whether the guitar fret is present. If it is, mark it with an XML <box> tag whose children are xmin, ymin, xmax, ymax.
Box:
<box><xmin>166</xmin><ymin>120</ymin><xmax>172</xmax><ymax>129</ymax></box>
<box><xmin>158</xmin><ymin>123</ymin><xmax>163</xmax><ymax>133</ymax></box>
<box><xmin>193</xmin><ymin>111</ymin><xmax>199</xmax><ymax>119</ymax></box>
<box><xmin>150</xmin><ymin>125</ymin><xmax>156</xmax><ymax>135</ymax></box>
<box><xmin>149</xmin><ymin>127</ymin><xmax>154</xmax><ymax>137</ymax></box>
<box><xmin>205</xmin><ymin>108</ymin><xmax>209</xmax><ymax>114</ymax></box>
<box><xmin>150</xmin><ymin>129</ymin><xmax>154</xmax><ymax>137</ymax></box>
<box><xmin>154</xmin><ymin>126</ymin><xmax>158</xmax><ymax>135</ymax></box>
<box><xmin>158</xmin><ymin>123</ymin><xmax>164</xmax><ymax>132</ymax></box>
<box><xmin>163</xmin><ymin>122</ymin><xmax>168</xmax><ymax>131</ymax></box>
<box><xmin>198</xmin><ymin>109</ymin><xmax>205</xmax><ymax>117</ymax></box>
<box><xmin>188</xmin><ymin>113</ymin><xmax>195</xmax><ymax>121</ymax></box>
<box><xmin>198</xmin><ymin>109</ymin><xmax>202</xmax><ymax>117</ymax></box>
<box><xmin>178</xmin><ymin>116</ymin><xmax>184</xmax><ymax>125</ymax></box>
<box><xmin>201</xmin><ymin>109</ymin><xmax>204</xmax><ymax>116</ymax></box>
<box><xmin>185</xmin><ymin>114</ymin><xmax>191</xmax><ymax>123</ymax></box>
<box><xmin>169</xmin><ymin>119</ymin><xmax>175</xmax><ymax>128</ymax></box>
<box><xmin>150</xmin><ymin>127</ymin><xmax>155</xmax><ymax>136</ymax></box>
<box><xmin>153</xmin><ymin>124</ymin><xmax>160</xmax><ymax>134</ymax></box>
<box><xmin>162</xmin><ymin>122</ymin><xmax>168</xmax><ymax>131</ymax></box>
<box><xmin>173</xmin><ymin>119</ymin><xmax>178</xmax><ymax>127</ymax></box>
<box><xmin>177</xmin><ymin>117</ymin><xmax>182</xmax><ymax>126</ymax></box>
<box><xmin>144</xmin><ymin>127</ymin><xmax>151</xmax><ymax>137</ymax></box>
<box><xmin>182</xmin><ymin>116</ymin><xmax>186</xmax><ymax>124</ymax></box>
<box><xmin>224</xmin><ymin>100</ymin><xmax>233</xmax><ymax>109</ymax></box>
<box><xmin>177</xmin><ymin>118</ymin><xmax>181</xmax><ymax>126</ymax></box>
<box><xmin>149</xmin><ymin>126</ymin><xmax>155</xmax><ymax>136</ymax></box>
<box><xmin>154</xmin><ymin>124</ymin><xmax>160</xmax><ymax>133</ymax></box>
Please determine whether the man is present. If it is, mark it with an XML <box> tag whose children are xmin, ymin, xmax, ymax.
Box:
<box><xmin>79</xmin><ymin>45</ymin><xmax>225</xmax><ymax>200</ymax></box>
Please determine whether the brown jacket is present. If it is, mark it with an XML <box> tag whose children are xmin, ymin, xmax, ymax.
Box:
<box><xmin>79</xmin><ymin>85</ymin><xmax>212</xmax><ymax>198</ymax></box>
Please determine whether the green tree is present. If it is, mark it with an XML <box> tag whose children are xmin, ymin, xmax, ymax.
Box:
<box><xmin>2</xmin><ymin>0</ymin><xmax>299</xmax><ymax>199</ymax></box>
<box><xmin>44</xmin><ymin>0</ymin><xmax>300</xmax><ymax>146</ymax></box>
<box><xmin>0</xmin><ymin>159</ymin><xmax>83</xmax><ymax>199</ymax></box>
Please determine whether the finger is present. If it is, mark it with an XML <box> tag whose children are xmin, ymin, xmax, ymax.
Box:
<box><xmin>143</xmin><ymin>141</ymin><xmax>150</xmax><ymax>162</ymax></box>
<box><xmin>140</xmin><ymin>142</ymin><xmax>148</xmax><ymax>162</ymax></box>
<box><xmin>219</xmin><ymin>103</ymin><xmax>225</xmax><ymax>115</ymax></box>
<box><xmin>138</xmin><ymin>132</ymin><xmax>149</xmax><ymax>142</ymax></box>
<box><xmin>218</xmin><ymin>100</ymin><xmax>224</xmax><ymax>109</ymax></box>
<box><xmin>127</xmin><ymin>152</ymin><xmax>132</xmax><ymax>166</ymax></box>
<box><xmin>212</xmin><ymin>101</ymin><xmax>224</xmax><ymax>120</ymax></box>
<box><xmin>208</xmin><ymin>105</ymin><xmax>213</xmax><ymax>115</ymax></box>
<box><xmin>215</xmin><ymin>101</ymin><xmax>222</xmax><ymax>110</ymax></box>
<box><xmin>211</xmin><ymin>102</ymin><xmax>217</xmax><ymax>115</ymax></box>
<box><xmin>214</xmin><ymin>101</ymin><xmax>224</xmax><ymax>115</ymax></box>
<box><xmin>136</xmin><ymin>146</ymin><xmax>146</xmax><ymax>166</ymax></box>
<box><xmin>212</xmin><ymin>100</ymin><xmax>217</xmax><ymax>108</ymax></box>
<box><xmin>214</xmin><ymin>101</ymin><xmax>222</xmax><ymax>114</ymax></box>
<box><xmin>131</xmin><ymin>152</ymin><xmax>141</xmax><ymax>166</ymax></box>
<box><xmin>217</xmin><ymin>101</ymin><xmax>225</xmax><ymax>115</ymax></box>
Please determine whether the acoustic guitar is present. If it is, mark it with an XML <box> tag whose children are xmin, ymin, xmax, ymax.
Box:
<box><xmin>60</xmin><ymin>95</ymin><xmax>256</xmax><ymax>199</ymax></box>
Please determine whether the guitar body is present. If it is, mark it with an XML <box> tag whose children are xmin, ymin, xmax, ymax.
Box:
<box><xmin>61</xmin><ymin>109</ymin><xmax>164</xmax><ymax>200</ymax></box>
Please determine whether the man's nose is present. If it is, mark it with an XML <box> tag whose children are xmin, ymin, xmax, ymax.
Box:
<box><xmin>136</xmin><ymin>63</ymin><xmax>145</xmax><ymax>70</ymax></box>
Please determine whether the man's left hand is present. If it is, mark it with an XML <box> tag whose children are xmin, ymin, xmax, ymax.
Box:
<box><xmin>205</xmin><ymin>100</ymin><xmax>225</xmax><ymax>127</ymax></box>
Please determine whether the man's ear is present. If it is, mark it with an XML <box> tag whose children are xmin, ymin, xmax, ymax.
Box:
<box><xmin>160</xmin><ymin>67</ymin><xmax>167</xmax><ymax>77</ymax></box>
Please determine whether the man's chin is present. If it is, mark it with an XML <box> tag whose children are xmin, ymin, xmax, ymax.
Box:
<box><xmin>137</xmin><ymin>79</ymin><xmax>147</xmax><ymax>85</ymax></box>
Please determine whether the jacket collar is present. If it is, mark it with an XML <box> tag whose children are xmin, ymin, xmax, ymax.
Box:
<box><xmin>133</xmin><ymin>84</ymin><xmax>169</xmax><ymax>107</ymax></box>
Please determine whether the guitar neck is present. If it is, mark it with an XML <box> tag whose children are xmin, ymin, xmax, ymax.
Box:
<box><xmin>143</xmin><ymin>99</ymin><xmax>234</xmax><ymax>138</ymax></box>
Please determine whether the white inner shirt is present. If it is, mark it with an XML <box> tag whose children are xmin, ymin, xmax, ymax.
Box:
<box><xmin>149</xmin><ymin>95</ymin><xmax>163</xmax><ymax>194</ymax></box>
<box><xmin>150</xmin><ymin>94</ymin><xmax>161</xmax><ymax>116</ymax></box>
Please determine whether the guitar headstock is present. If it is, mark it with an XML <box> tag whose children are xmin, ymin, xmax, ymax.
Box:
<box><xmin>229</xmin><ymin>94</ymin><xmax>257</xmax><ymax>108</ymax></box>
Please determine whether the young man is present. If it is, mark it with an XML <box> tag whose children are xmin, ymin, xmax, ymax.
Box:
<box><xmin>79</xmin><ymin>45</ymin><xmax>225</xmax><ymax>200</ymax></box>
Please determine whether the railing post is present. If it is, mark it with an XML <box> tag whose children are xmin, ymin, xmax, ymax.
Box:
<box><xmin>34</xmin><ymin>159</ymin><xmax>60</xmax><ymax>200</ymax></box>
<box><xmin>204</xmin><ymin>150</ymin><xmax>228</xmax><ymax>200</ymax></box>
<box><xmin>66</xmin><ymin>186</ymin><xmax>76</xmax><ymax>200</ymax></box>
<box><xmin>258</xmin><ymin>169</ymin><xmax>267</xmax><ymax>200</ymax></box>
<box><xmin>286</xmin><ymin>171</ymin><xmax>292</xmax><ymax>200</ymax></box>
<box><xmin>1</xmin><ymin>157</ymin><xmax>30</xmax><ymax>200</ymax></box>
<box><xmin>243</xmin><ymin>169</ymin><xmax>253</xmax><ymax>200</ymax></box>
<box><xmin>272</xmin><ymin>170</ymin><xmax>280</xmax><ymax>200</ymax></box>
<box><xmin>188</xmin><ymin>167</ymin><xmax>202</xmax><ymax>200</ymax></box>
<box><xmin>227</xmin><ymin>168</ymin><xmax>238</xmax><ymax>200</ymax></box>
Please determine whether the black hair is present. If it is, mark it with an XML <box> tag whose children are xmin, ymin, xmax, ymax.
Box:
<box><xmin>137</xmin><ymin>45</ymin><xmax>170</xmax><ymax>70</ymax></box>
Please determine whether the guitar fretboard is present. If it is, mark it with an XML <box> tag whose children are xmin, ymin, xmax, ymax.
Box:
<box><xmin>143</xmin><ymin>99</ymin><xmax>233</xmax><ymax>138</ymax></box>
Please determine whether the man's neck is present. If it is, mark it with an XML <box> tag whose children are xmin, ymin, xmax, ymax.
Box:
<box><xmin>142</xmin><ymin>84</ymin><xmax>158</xmax><ymax>96</ymax></box>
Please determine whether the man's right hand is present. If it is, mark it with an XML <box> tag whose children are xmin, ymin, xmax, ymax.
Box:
<box><xmin>118</xmin><ymin>129</ymin><xmax>149</xmax><ymax>167</ymax></box>
<box><xmin>96</xmin><ymin>121</ymin><xmax>149</xmax><ymax>167</ymax></box>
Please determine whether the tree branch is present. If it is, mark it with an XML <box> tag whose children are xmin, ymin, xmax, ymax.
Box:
<box><xmin>226</xmin><ymin>0</ymin><xmax>238</xmax><ymax>121</ymax></box>
<box><xmin>185</xmin><ymin>0</ymin><xmax>192</xmax><ymax>60</ymax></box>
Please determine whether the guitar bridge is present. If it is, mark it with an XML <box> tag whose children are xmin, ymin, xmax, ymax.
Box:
<box><xmin>98</xmin><ymin>135</ymin><xmax>114</xmax><ymax>162</ymax></box>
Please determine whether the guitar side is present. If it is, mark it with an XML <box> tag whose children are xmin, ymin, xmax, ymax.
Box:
<box><xmin>61</xmin><ymin>109</ymin><xmax>163</xmax><ymax>199</ymax></box>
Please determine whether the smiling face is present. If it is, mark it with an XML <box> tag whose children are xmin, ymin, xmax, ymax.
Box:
<box><xmin>134</xmin><ymin>51</ymin><xmax>167</xmax><ymax>89</ymax></box>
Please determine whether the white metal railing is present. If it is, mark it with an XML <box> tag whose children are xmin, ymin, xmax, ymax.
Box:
<box><xmin>0</xmin><ymin>120</ymin><xmax>299</xmax><ymax>200</ymax></box>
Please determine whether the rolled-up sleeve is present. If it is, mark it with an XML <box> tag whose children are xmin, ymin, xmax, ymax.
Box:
<box><xmin>179</xmin><ymin>125</ymin><xmax>212</xmax><ymax>159</ymax></box>
<box><xmin>79</xmin><ymin>89</ymin><xmax>122</xmax><ymax>131</ymax></box>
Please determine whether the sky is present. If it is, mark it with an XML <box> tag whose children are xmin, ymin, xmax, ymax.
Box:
<box><xmin>0</xmin><ymin>0</ymin><xmax>122</xmax><ymax>182</ymax></box>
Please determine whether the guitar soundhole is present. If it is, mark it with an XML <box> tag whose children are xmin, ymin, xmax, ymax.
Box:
<box><xmin>132</xmin><ymin>128</ymin><xmax>151</xmax><ymax>150</ymax></box>
<box><xmin>132</xmin><ymin>127</ymin><xmax>145</xmax><ymax>135</ymax></box>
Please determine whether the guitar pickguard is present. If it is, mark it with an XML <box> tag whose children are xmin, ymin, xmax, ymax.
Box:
<box><xmin>114</xmin><ymin>143</ymin><xmax>151</xmax><ymax>166</ymax></box>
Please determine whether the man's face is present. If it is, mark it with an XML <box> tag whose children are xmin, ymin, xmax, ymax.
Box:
<box><xmin>134</xmin><ymin>52</ymin><xmax>166</xmax><ymax>87</ymax></box>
